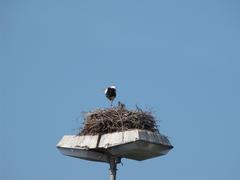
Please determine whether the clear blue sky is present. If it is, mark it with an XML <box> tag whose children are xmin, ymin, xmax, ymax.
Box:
<box><xmin>1</xmin><ymin>1</ymin><xmax>240</xmax><ymax>180</ymax></box>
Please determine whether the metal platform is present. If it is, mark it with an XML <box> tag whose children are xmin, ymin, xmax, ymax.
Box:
<box><xmin>56</xmin><ymin>129</ymin><xmax>173</xmax><ymax>163</ymax></box>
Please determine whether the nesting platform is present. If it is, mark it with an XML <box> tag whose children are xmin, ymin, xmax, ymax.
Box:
<box><xmin>57</xmin><ymin>129</ymin><xmax>173</xmax><ymax>163</ymax></box>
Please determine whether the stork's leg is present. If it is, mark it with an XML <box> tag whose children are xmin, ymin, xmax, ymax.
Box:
<box><xmin>111</xmin><ymin>101</ymin><xmax>113</xmax><ymax>107</ymax></box>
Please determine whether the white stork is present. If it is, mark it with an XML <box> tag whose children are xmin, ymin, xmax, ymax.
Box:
<box><xmin>104</xmin><ymin>86</ymin><xmax>116</xmax><ymax>107</ymax></box>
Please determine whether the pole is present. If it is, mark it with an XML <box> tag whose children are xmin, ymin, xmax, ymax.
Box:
<box><xmin>109</xmin><ymin>157</ymin><xmax>117</xmax><ymax>180</ymax></box>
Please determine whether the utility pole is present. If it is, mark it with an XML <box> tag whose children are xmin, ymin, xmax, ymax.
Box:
<box><xmin>109</xmin><ymin>156</ymin><xmax>117</xmax><ymax>180</ymax></box>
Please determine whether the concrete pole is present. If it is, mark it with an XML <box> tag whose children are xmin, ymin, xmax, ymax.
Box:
<box><xmin>109</xmin><ymin>157</ymin><xmax>117</xmax><ymax>180</ymax></box>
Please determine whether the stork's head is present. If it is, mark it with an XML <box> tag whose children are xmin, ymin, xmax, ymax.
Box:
<box><xmin>104</xmin><ymin>85</ymin><xmax>116</xmax><ymax>94</ymax></box>
<box><xmin>110</xmin><ymin>85</ymin><xmax>116</xmax><ymax>89</ymax></box>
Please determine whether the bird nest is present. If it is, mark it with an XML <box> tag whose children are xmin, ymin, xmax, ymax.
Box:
<box><xmin>79</xmin><ymin>104</ymin><xmax>159</xmax><ymax>135</ymax></box>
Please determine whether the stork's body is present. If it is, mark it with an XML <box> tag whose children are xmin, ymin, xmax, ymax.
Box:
<box><xmin>105</xmin><ymin>86</ymin><xmax>116</xmax><ymax>107</ymax></box>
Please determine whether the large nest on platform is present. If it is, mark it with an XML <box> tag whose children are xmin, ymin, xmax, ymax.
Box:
<box><xmin>79</xmin><ymin>104</ymin><xmax>159</xmax><ymax>135</ymax></box>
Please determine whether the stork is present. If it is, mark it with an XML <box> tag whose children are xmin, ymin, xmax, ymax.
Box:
<box><xmin>104</xmin><ymin>86</ymin><xmax>116</xmax><ymax>107</ymax></box>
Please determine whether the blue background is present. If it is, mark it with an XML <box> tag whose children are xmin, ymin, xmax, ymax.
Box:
<box><xmin>1</xmin><ymin>1</ymin><xmax>240</xmax><ymax>180</ymax></box>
